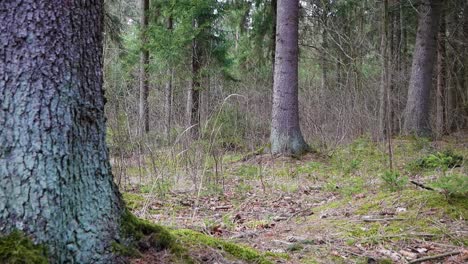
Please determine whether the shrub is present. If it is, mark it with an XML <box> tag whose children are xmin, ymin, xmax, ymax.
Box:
<box><xmin>431</xmin><ymin>173</ymin><xmax>468</xmax><ymax>199</ymax></box>
<box><xmin>380</xmin><ymin>170</ymin><xmax>408</xmax><ymax>192</ymax></box>
<box><xmin>410</xmin><ymin>150</ymin><xmax>463</xmax><ymax>171</ymax></box>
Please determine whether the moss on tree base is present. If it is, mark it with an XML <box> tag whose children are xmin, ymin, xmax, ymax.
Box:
<box><xmin>115</xmin><ymin>209</ymin><xmax>186</xmax><ymax>259</ymax></box>
<box><xmin>0</xmin><ymin>231</ymin><xmax>48</xmax><ymax>264</ymax></box>
<box><xmin>118</xmin><ymin>209</ymin><xmax>287</xmax><ymax>263</ymax></box>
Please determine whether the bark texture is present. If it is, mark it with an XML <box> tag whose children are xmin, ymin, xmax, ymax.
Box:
<box><xmin>270</xmin><ymin>0</ymin><xmax>309</xmax><ymax>155</ymax></box>
<box><xmin>403</xmin><ymin>0</ymin><xmax>441</xmax><ymax>136</ymax></box>
<box><xmin>139</xmin><ymin>0</ymin><xmax>150</xmax><ymax>135</ymax></box>
<box><xmin>0</xmin><ymin>1</ymin><xmax>123</xmax><ymax>263</ymax></box>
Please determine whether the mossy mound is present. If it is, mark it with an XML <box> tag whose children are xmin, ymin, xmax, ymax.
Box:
<box><xmin>0</xmin><ymin>231</ymin><xmax>48</xmax><ymax>264</ymax></box>
<box><xmin>116</xmin><ymin>209</ymin><xmax>185</xmax><ymax>259</ymax></box>
<box><xmin>118</xmin><ymin>210</ymin><xmax>285</xmax><ymax>263</ymax></box>
<box><xmin>172</xmin><ymin>229</ymin><xmax>288</xmax><ymax>264</ymax></box>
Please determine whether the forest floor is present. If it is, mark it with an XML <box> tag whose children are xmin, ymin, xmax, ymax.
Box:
<box><xmin>120</xmin><ymin>134</ymin><xmax>468</xmax><ymax>264</ymax></box>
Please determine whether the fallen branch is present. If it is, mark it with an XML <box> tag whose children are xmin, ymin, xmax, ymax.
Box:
<box><xmin>410</xmin><ymin>180</ymin><xmax>435</xmax><ymax>191</ymax></box>
<box><xmin>229</xmin><ymin>231</ymin><xmax>259</xmax><ymax>239</ymax></box>
<box><xmin>407</xmin><ymin>251</ymin><xmax>461</xmax><ymax>264</ymax></box>
<box><xmin>212</xmin><ymin>205</ymin><xmax>233</xmax><ymax>210</ymax></box>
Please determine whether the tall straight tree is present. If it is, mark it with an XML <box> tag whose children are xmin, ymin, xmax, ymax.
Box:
<box><xmin>139</xmin><ymin>0</ymin><xmax>150</xmax><ymax>135</ymax></box>
<box><xmin>436</xmin><ymin>5</ymin><xmax>447</xmax><ymax>136</ymax></box>
<box><xmin>165</xmin><ymin>16</ymin><xmax>174</xmax><ymax>143</ymax></box>
<box><xmin>403</xmin><ymin>0</ymin><xmax>442</xmax><ymax>136</ymax></box>
<box><xmin>188</xmin><ymin>20</ymin><xmax>202</xmax><ymax>139</ymax></box>
<box><xmin>270</xmin><ymin>0</ymin><xmax>309</xmax><ymax>155</ymax></box>
<box><xmin>378</xmin><ymin>0</ymin><xmax>390</xmax><ymax>138</ymax></box>
<box><xmin>0</xmin><ymin>0</ymin><xmax>124</xmax><ymax>262</ymax></box>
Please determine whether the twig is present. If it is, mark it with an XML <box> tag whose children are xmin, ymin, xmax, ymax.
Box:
<box><xmin>407</xmin><ymin>251</ymin><xmax>461</xmax><ymax>264</ymax></box>
<box><xmin>414</xmin><ymin>239</ymin><xmax>461</xmax><ymax>249</ymax></box>
<box><xmin>361</xmin><ymin>218</ymin><xmax>406</xmax><ymax>222</ymax></box>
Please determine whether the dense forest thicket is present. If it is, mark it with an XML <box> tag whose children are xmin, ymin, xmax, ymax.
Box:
<box><xmin>104</xmin><ymin>0</ymin><xmax>467</xmax><ymax>156</ymax></box>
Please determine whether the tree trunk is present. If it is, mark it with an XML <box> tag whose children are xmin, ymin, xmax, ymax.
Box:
<box><xmin>462</xmin><ymin>3</ymin><xmax>468</xmax><ymax>128</ymax></box>
<box><xmin>189</xmin><ymin>22</ymin><xmax>201</xmax><ymax>139</ymax></box>
<box><xmin>392</xmin><ymin>0</ymin><xmax>401</xmax><ymax>134</ymax></box>
<box><xmin>379</xmin><ymin>0</ymin><xmax>390</xmax><ymax>138</ymax></box>
<box><xmin>165</xmin><ymin>16</ymin><xmax>173</xmax><ymax>144</ymax></box>
<box><xmin>139</xmin><ymin>0</ymin><xmax>150</xmax><ymax>135</ymax></box>
<box><xmin>271</xmin><ymin>0</ymin><xmax>277</xmax><ymax>76</ymax></box>
<box><xmin>403</xmin><ymin>0</ymin><xmax>441</xmax><ymax>136</ymax></box>
<box><xmin>270</xmin><ymin>0</ymin><xmax>309</xmax><ymax>155</ymax></box>
<box><xmin>436</xmin><ymin>7</ymin><xmax>447</xmax><ymax>136</ymax></box>
<box><xmin>0</xmin><ymin>1</ymin><xmax>123</xmax><ymax>263</ymax></box>
<box><xmin>320</xmin><ymin>6</ymin><xmax>329</xmax><ymax>92</ymax></box>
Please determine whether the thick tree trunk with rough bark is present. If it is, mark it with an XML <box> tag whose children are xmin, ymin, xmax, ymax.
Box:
<box><xmin>139</xmin><ymin>0</ymin><xmax>150</xmax><ymax>135</ymax></box>
<box><xmin>0</xmin><ymin>1</ymin><xmax>123</xmax><ymax>263</ymax></box>
<box><xmin>403</xmin><ymin>0</ymin><xmax>441</xmax><ymax>136</ymax></box>
<box><xmin>270</xmin><ymin>0</ymin><xmax>309</xmax><ymax>155</ymax></box>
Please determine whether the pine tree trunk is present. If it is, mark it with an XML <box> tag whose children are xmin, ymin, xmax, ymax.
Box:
<box><xmin>165</xmin><ymin>16</ymin><xmax>173</xmax><ymax>144</ymax></box>
<box><xmin>320</xmin><ymin>9</ymin><xmax>329</xmax><ymax>92</ymax></box>
<box><xmin>270</xmin><ymin>0</ymin><xmax>309</xmax><ymax>155</ymax></box>
<box><xmin>139</xmin><ymin>0</ymin><xmax>150</xmax><ymax>135</ymax></box>
<box><xmin>0</xmin><ymin>1</ymin><xmax>123</xmax><ymax>263</ymax></box>
<box><xmin>379</xmin><ymin>0</ymin><xmax>389</xmax><ymax>139</ymax></box>
<box><xmin>271</xmin><ymin>0</ymin><xmax>277</xmax><ymax>76</ymax></box>
<box><xmin>462</xmin><ymin>4</ymin><xmax>468</xmax><ymax>128</ymax></box>
<box><xmin>403</xmin><ymin>0</ymin><xmax>441</xmax><ymax>136</ymax></box>
<box><xmin>392</xmin><ymin>0</ymin><xmax>401</xmax><ymax>134</ymax></box>
<box><xmin>436</xmin><ymin>8</ymin><xmax>447</xmax><ymax>136</ymax></box>
<box><xmin>189</xmin><ymin>25</ymin><xmax>201</xmax><ymax>139</ymax></box>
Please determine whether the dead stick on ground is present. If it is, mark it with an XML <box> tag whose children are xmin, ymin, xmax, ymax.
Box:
<box><xmin>407</xmin><ymin>251</ymin><xmax>461</xmax><ymax>264</ymax></box>
<box><xmin>410</xmin><ymin>180</ymin><xmax>435</xmax><ymax>191</ymax></box>
<box><xmin>362</xmin><ymin>218</ymin><xmax>406</xmax><ymax>222</ymax></box>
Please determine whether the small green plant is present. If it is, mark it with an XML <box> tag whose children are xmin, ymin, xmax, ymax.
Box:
<box><xmin>380</xmin><ymin>170</ymin><xmax>408</xmax><ymax>192</ymax></box>
<box><xmin>139</xmin><ymin>180</ymin><xmax>173</xmax><ymax>198</ymax></box>
<box><xmin>431</xmin><ymin>173</ymin><xmax>468</xmax><ymax>199</ymax></box>
<box><xmin>344</xmin><ymin>159</ymin><xmax>361</xmax><ymax>175</ymax></box>
<box><xmin>235</xmin><ymin>165</ymin><xmax>260</xmax><ymax>179</ymax></box>
<box><xmin>412</xmin><ymin>136</ymin><xmax>431</xmax><ymax>151</ymax></box>
<box><xmin>412</xmin><ymin>150</ymin><xmax>463</xmax><ymax>170</ymax></box>
<box><xmin>235</xmin><ymin>181</ymin><xmax>253</xmax><ymax>194</ymax></box>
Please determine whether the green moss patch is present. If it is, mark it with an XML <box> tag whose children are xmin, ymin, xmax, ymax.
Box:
<box><xmin>122</xmin><ymin>193</ymin><xmax>145</xmax><ymax>210</ymax></box>
<box><xmin>0</xmin><ymin>231</ymin><xmax>48</xmax><ymax>264</ymax></box>
<box><xmin>172</xmin><ymin>229</ymin><xmax>288</xmax><ymax>264</ymax></box>
<box><xmin>116</xmin><ymin>209</ymin><xmax>190</xmax><ymax>262</ymax></box>
<box><xmin>121</xmin><ymin>209</ymin><xmax>175</xmax><ymax>248</ymax></box>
